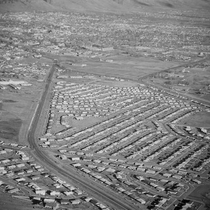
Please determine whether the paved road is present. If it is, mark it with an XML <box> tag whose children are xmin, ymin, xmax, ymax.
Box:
<box><xmin>27</xmin><ymin>62</ymin><xmax>140</xmax><ymax>210</ymax></box>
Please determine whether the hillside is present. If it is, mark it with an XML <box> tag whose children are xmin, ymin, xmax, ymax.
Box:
<box><xmin>0</xmin><ymin>0</ymin><xmax>210</xmax><ymax>14</ymax></box>
<box><xmin>0</xmin><ymin>0</ymin><xmax>59</xmax><ymax>12</ymax></box>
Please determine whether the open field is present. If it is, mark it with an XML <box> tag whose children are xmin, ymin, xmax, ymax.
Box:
<box><xmin>178</xmin><ymin>111</ymin><xmax>210</xmax><ymax>127</ymax></box>
<box><xmin>0</xmin><ymin>111</ymin><xmax>21</xmax><ymax>141</ymax></box>
<box><xmin>0</xmin><ymin>86</ymin><xmax>43</xmax><ymax>143</ymax></box>
<box><xmin>0</xmin><ymin>191</ymin><xmax>40</xmax><ymax>210</ymax></box>
<box><xmin>63</xmin><ymin>56</ymin><xmax>179</xmax><ymax>81</ymax></box>
<box><xmin>0</xmin><ymin>56</ymin><xmax>52</xmax><ymax>144</ymax></box>
<box><xmin>188</xmin><ymin>185</ymin><xmax>210</xmax><ymax>209</ymax></box>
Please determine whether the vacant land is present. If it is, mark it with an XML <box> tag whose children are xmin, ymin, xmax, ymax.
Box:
<box><xmin>0</xmin><ymin>191</ymin><xmax>39</xmax><ymax>210</ymax></box>
<box><xmin>188</xmin><ymin>185</ymin><xmax>210</xmax><ymax>209</ymax></box>
<box><xmin>64</xmin><ymin>56</ymin><xmax>179</xmax><ymax>81</ymax></box>
<box><xmin>0</xmin><ymin>89</ymin><xmax>42</xmax><ymax>143</ymax></box>
<box><xmin>144</xmin><ymin>59</ymin><xmax>210</xmax><ymax>102</ymax></box>
<box><xmin>0</xmin><ymin>113</ymin><xmax>21</xmax><ymax>141</ymax></box>
<box><xmin>178</xmin><ymin>111</ymin><xmax>210</xmax><ymax>127</ymax></box>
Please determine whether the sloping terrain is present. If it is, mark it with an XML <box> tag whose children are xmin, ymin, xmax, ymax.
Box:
<box><xmin>0</xmin><ymin>0</ymin><xmax>59</xmax><ymax>12</ymax></box>
<box><xmin>0</xmin><ymin>0</ymin><xmax>210</xmax><ymax>13</ymax></box>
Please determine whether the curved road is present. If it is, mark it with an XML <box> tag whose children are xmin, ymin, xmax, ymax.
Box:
<box><xmin>27</xmin><ymin>62</ymin><xmax>140</xmax><ymax>210</ymax></box>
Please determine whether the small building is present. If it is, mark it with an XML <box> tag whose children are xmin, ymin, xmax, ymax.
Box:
<box><xmin>50</xmin><ymin>191</ymin><xmax>61</xmax><ymax>196</ymax></box>
<box><xmin>31</xmin><ymin>176</ymin><xmax>40</xmax><ymax>181</ymax></box>
<box><xmin>60</xmin><ymin>199</ymin><xmax>70</xmax><ymax>205</ymax></box>
<box><xmin>15</xmin><ymin>177</ymin><xmax>26</xmax><ymax>182</ymax></box>
<box><xmin>35</xmin><ymin>189</ymin><xmax>46</xmax><ymax>196</ymax></box>
<box><xmin>16</xmin><ymin>163</ymin><xmax>25</xmax><ymax>168</ymax></box>
<box><xmin>8</xmin><ymin>188</ymin><xmax>19</xmax><ymax>194</ymax></box>
<box><xmin>106</xmin><ymin>168</ymin><xmax>116</xmax><ymax>173</ymax></box>
<box><xmin>44</xmin><ymin>198</ymin><xmax>55</xmax><ymax>204</ymax></box>
<box><xmin>71</xmin><ymin>157</ymin><xmax>81</xmax><ymax>161</ymax></box>
<box><xmin>71</xmin><ymin>199</ymin><xmax>81</xmax><ymax>205</ymax></box>
<box><xmin>63</xmin><ymin>191</ymin><xmax>74</xmax><ymax>196</ymax></box>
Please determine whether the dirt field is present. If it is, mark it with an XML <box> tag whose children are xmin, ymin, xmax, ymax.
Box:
<box><xmin>0</xmin><ymin>191</ymin><xmax>39</xmax><ymax>210</ymax></box>
<box><xmin>66</xmin><ymin>116</ymin><xmax>104</xmax><ymax>129</ymax></box>
<box><xmin>0</xmin><ymin>111</ymin><xmax>21</xmax><ymax>141</ymax></box>
<box><xmin>178</xmin><ymin>111</ymin><xmax>210</xmax><ymax>127</ymax></box>
<box><xmin>188</xmin><ymin>185</ymin><xmax>210</xmax><ymax>209</ymax></box>
<box><xmin>0</xmin><ymin>79</ymin><xmax>45</xmax><ymax>144</ymax></box>
<box><xmin>63</xmin><ymin>55</ymin><xmax>179</xmax><ymax>81</ymax></box>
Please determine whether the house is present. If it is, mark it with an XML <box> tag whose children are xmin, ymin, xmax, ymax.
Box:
<box><xmin>35</xmin><ymin>189</ymin><xmax>46</xmax><ymax>196</ymax></box>
<box><xmin>7</xmin><ymin>165</ymin><xmax>16</xmax><ymax>170</ymax></box>
<box><xmin>72</xmin><ymin>163</ymin><xmax>82</xmax><ymax>168</ymax></box>
<box><xmin>11</xmin><ymin>143</ymin><xmax>18</xmax><ymax>147</ymax></box>
<box><xmin>0</xmin><ymin>166</ymin><xmax>5</xmax><ymax>170</ymax></box>
<box><xmin>71</xmin><ymin>157</ymin><xmax>81</xmax><ymax>161</ymax></box>
<box><xmin>75</xmin><ymin>189</ymin><xmax>83</xmax><ymax>195</ymax></box>
<box><xmin>31</xmin><ymin>197</ymin><xmax>42</xmax><ymax>204</ymax></box>
<box><xmin>60</xmin><ymin>199</ymin><xmax>70</xmax><ymax>205</ymax></box>
<box><xmin>157</xmin><ymin>186</ymin><xmax>165</xmax><ymax>191</ymax></box>
<box><xmin>172</xmin><ymin>175</ymin><xmax>182</xmax><ymax>180</ymax></box>
<box><xmin>137</xmin><ymin>167</ymin><xmax>145</xmax><ymax>172</ymax></box>
<box><xmin>163</xmin><ymin>173</ymin><xmax>172</xmax><ymax>178</ymax></box>
<box><xmin>136</xmin><ymin>198</ymin><xmax>146</xmax><ymax>204</ymax></box>
<box><xmin>0</xmin><ymin>150</ymin><xmax>7</xmax><ymax>155</ymax></box>
<box><xmin>83</xmin><ymin>197</ymin><xmax>93</xmax><ymax>202</ymax></box>
<box><xmin>26</xmin><ymin>169</ymin><xmax>33</xmax><ymax>173</ymax></box>
<box><xmin>50</xmin><ymin>191</ymin><xmax>61</xmax><ymax>196</ymax></box>
<box><xmin>97</xmin><ymin>203</ymin><xmax>107</xmax><ymax>209</ymax></box>
<box><xmin>21</xmin><ymin>156</ymin><xmax>30</xmax><ymax>161</ymax></box>
<box><xmin>117</xmin><ymin>187</ymin><xmax>126</xmax><ymax>192</ymax></box>
<box><xmin>67</xmin><ymin>185</ymin><xmax>76</xmax><ymax>191</ymax></box>
<box><xmin>2</xmin><ymin>159</ymin><xmax>10</xmax><ymax>164</ymax></box>
<box><xmin>31</xmin><ymin>176</ymin><xmax>40</xmax><ymax>181</ymax></box>
<box><xmin>106</xmin><ymin>168</ymin><xmax>115</xmax><ymax>173</ymax></box>
<box><xmin>63</xmin><ymin>191</ymin><xmax>74</xmax><ymax>196</ymax></box>
<box><xmin>6</xmin><ymin>171</ymin><xmax>15</xmax><ymax>177</ymax></box>
<box><xmin>16</xmin><ymin>163</ymin><xmax>25</xmax><ymax>168</ymax></box>
<box><xmin>15</xmin><ymin>178</ymin><xmax>26</xmax><ymax>182</ymax></box>
<box><xmin>8</xmin><ymin>188</ymin><xmax>19</xmax><ymax>194</ymax></box>
<box><xmin>37</xmin><ymin>168</ymin><xmax>44</xmax><ymax>172</ymax></box>
<box><xmin>192</xmin><ymin>179</ymin><xmax>201</xmax><ymax>184</ymax></box>
<box><xmin>16</xmin><ymin>171</ymin><xmax>24</xmax><ymax>176</ymax></box>
<box><xmin>71</xmin><ymin>199</ymin><xmax>81</xmax><ymax>205</ymax></box>
<box><xmin>44</xmin><ymin>198</ymin><xmax>55</xmax><ymax>203</ymax></box>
